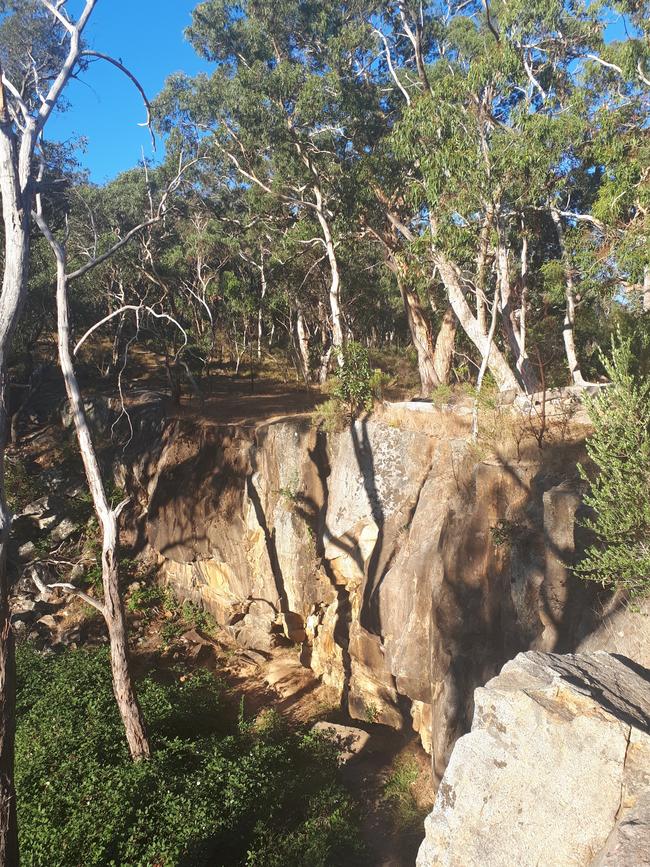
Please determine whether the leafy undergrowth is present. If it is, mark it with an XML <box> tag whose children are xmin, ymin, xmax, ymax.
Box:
<box><xmin>383</xmin><ymin>757</ymin><xmax>429</xmax><ymax>837</ymax></box>
<box><xmin>16</xmin><ymin>645</ymin><xmax>366</xmax><ymax>867</ymax></box>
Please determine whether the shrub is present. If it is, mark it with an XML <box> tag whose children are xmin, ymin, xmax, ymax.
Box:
<box><xmin>313</xmin><ymin>397</ymin><xmax>349</xmax><ymax>433</ymax></box>
<box><xmin>15</xmin><ymin>645</ymin><xmax>365</xmax><ymax>867</ymax></box>
<box><xmin>333</xmin><ymin>342</ymin><xmax>388</xmax><ymax>416</ymax></box>
<box><xmin>574</xmin><ymin>334</ymin><xmax>650</xmax><ymax>595</ymax></box>
<box><xmin>382</xmin><ymin>757</ymin><xmax>426</xmax><ymax>834</ymax></box>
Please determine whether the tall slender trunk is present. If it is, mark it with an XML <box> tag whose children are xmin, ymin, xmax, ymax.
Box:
<box><xmin>476</xmin><ymin>208</ymin><xmax>492</xmax><ymax>336</ymax></box>
<box><xmin>397</xmin><ymin>271</ymin><xmax>439</xmax><ymax>395</ymax></box>
<box><xmin>551</xmin><ymin>209</ymin><xmax>586</xmax><ymax>387</ymax></box>
<box><xmin>295</xmin><ymin>307</ymin><xmax>311</xmax><ymax>383</ymax></box>
<box><xmin>472</xmin><ymin>274</ymin><xmax>502</xmax><ymax>440</ymax></box>
<box><xmin>0</xmin><ymin>109</ymin><xmax>33</xmax><ymax>867</ymax></box>
<box><xmin>433</xmin><ymin>305</ymin><xmax>457</xmax><ymax>384</ymax></box>
<box><xmin>257</xmin><ymin>259</ymin><xmax>267</xmax><ymax>361</ymax></box>
<box><xmin>519</xmin><ymin>230</ymin><xmax>529</xmax><ymax>375</ymax></box>
<box><xmin>52</xmin><ymin>249</ymin><xmax>150</xmax><ymax>761</ymax></box>
<box><xmin>643</xmin><ymin>265</ymin><xmax>650</xmax><ymax>313</ymax></box>
<box><xmin>496</xmin><ymin>230</ymin><xmax>539</xmax><ymax>393</ymax></box>
<box><xmin>313</xmin><ymin>185</ymin><xmax>343</xmax><ymax>358</ymax></box>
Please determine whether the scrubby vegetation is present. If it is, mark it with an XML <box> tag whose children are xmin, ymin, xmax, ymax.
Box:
<box><xmin>575</xmin><ymin>336</ymin><xmax>650</xmax><ymax>595</ymax></box>
<box><xmin>16</xmin><ymin>645</ymin><xmax>365</xmax><ymax>867</ymax></box>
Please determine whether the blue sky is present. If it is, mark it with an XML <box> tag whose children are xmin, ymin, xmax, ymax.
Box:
<box><xmin>47</xmin><ymin>1</ymin><xmax>210</xmax><ymax>183</ymax></box>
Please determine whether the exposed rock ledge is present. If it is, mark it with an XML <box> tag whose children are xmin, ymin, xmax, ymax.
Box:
<box><xmin>417</xmin><ymin>651</ymin><xmax>650</xmax><ymax>867</ymax></box>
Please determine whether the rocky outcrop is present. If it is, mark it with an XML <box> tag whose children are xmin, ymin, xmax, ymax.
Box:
<box><xmin>416</xmin><ymin>651</ymin><xmax>650</xmax><ymax>867</ymax></box>
<box><xmin>119</xmin><ymin>398</ymin><xmax>640</xmax><ymax>777</ymax></box>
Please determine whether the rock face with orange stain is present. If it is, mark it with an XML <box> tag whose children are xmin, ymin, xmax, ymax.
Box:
<box><xmin>417</xmin><ymin>651</ymin><xmax>650</xmax><ymax>867</ymax></box>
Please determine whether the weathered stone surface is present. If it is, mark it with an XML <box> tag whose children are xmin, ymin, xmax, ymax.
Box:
<box><xmin>263</xmin><ymin>656</ymin><xmax>318</xmax><ymax>700</ymax></box>
<box><xmin>592</xmin><ymin>792</ymin><xmax>650</xmax><ymax>866</ymax></box>
<box><xmin>130</xmin><ymin>404</ymin><xmax>626</xmax><ymax>765</ymax></box>
<box><xmin>312</xmin><ymin>721</ymin><xmax>371</xmax><ymax>764</ymax></box>
<box><xmin>50</xmin><ymin>517</ymin><xmax>78</xmax><ymax>544</ymax></box>
<box><xmin>228</xmin><ymin>599</ymin><xmax>277</xmax><ymax>652</ymax></box>
<box><xmin>416</xmin><ymin>651</ymin><xmax>650</xmax><ymax>867</ymax></box>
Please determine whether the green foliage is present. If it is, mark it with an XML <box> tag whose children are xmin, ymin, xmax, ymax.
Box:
<box><xmin>574</xmin><ymin>335</ymin><xmax>650</xmax><ymax>595</ymax></box>
<box><xmin>382</xmin><ymin>757</ymin><xmax>425</xmax><ymax>834</ymax></box>
<box><xmin>135</xmin><ymin>584</ymin><xmax>219</xmax><ymax>642</ymax></box>
<box><xmin>4</xmin><ymin>456</ymin><xmax>42</xmax><ymax>513</ymax></box>
<box><xmin>332</xmin><ymin>342</ymin><xmax>387</xmax><ymax>416</ymax></box>
<box><xmin>278</xmin><ymin>471</ymin><xmax>301</xmax><ymax>504</ymax></box>
<box><xmin>126</xmin><ymin>583</ymin><xmax>165</xmax><ymax>615</ymax></box>
<box><xmin>431</xmin><ymin>384</ymin><xmax>453</xmax><ymax>408</ymax></box>
<box><xmin>313</xmin><ymin>397</ymin><xmax>349</xmax><ymax>433</ymax></box>
<box><xmin>363</xmin><ymin>702</ymin><xmax>379</xmax><ymax>724</ymax></box>
<box><xmin>15</xmin><ymin>644</ymin><xmax>365</xmax><ymax>867</ymax></box>
<box><xmin>490</xmin><ymin>519</ymin><xmax>524</xmax><ymax>549</ymax></box>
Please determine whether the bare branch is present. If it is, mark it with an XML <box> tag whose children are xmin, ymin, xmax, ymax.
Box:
<box><xmin>0</xmin><ymin>74</ymin><xmax>29</xmax><ymax>122</ymax></box>
<box><xmin>36</xmin><ymin>0</ymin><xmax>98</xmax><ymax>132</ymax></box>
<box><xmin>373</xmin><ymin>28</ymin><xmax>411</xmax><ymax>105</ymax></box>
<box><xmin>73</xmin><ymin>304</ymin><xmax>188</xmax><ymax>355</ymax></box>
<box><xmin>37</xmin><ymin>0</ymin><xmax>74</xmax><ymax>33</ymax></box>
<box><xmin>66</xmin><ymin>158</ymin><xmax>199</xmax><ymax>282</ymax></box>
<box><xmin>30</xmin><ymin>568</ymin><xmax>106</xmax><ymax>615</ymax></box>
<box><xmin>79</xmin><ymin>51</ymin><xmax>156</xmax><ymax>150</ymax></box>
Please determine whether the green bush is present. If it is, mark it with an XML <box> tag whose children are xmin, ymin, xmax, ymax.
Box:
<box><xmin>332</xmin><ymin>342</ymin><xmax>389</xmax><ymax>416</ymax></box>
<box><xmin>16</xmin><ymin>645</ymin><xmax>365</xmax><ymax>867</ymax></box>
<box><xmin>574</xmin><ymin>334</ymin><xmax>650</xmax><ymax>595</ymax></box>
<box><xmin>382</xmin><ymin>757</ymin><xmax>425</xmax><ymax>834</ymax></box>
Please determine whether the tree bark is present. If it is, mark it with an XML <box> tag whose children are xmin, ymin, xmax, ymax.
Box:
<box><xmin>433</xmin><ymin>305</ymin><xmax>457</xmax><ymax>384</ymax></box>
<box><xmin>431</xmin><ymin>246</ymin><xmax>521</xmax><ymax>393</ymax></box>
<box><xmin>643</xmin><ymin>265</ymin><xmax>650</xmax><ymax>313</ymax></box>
<box><xmin>472</xmin><ymin>271</ymin><xmax>502</xmax><ymax>440</ymax></box>
<box><xmin>397</xmin><ymin>272</ymin><xmax>440</xmax><ymax>395</ymax></box>
<box><xmin>257</xmin><ymin>257</ymin><xmax>267</xmax><ymax>361</ymax></box>
<box><xmin>313</xmin><ymin>185</ymin><xmax>344</xmax><ymax>357</ymax></box>
<box><xmin>496</xmin><ymin>231</ymin><xmax>539</xmax><ymax>393</ymax></box>
<box><xmin>551</xmin><ymin>209</ymin><xmax>586</xmax><ymax>386</ymax></box>
<box><xmin>295</xmin><ymin>307</ymin><xmax>311</xmax><ymax>383</ymax></box>
<box><xmin>0</xmin><ymin>94</ymin><xmax>33</xmax><ymax>867</ymax></box>
<box><xmin>476</xmin><ymin>209</ymin><xmax>492</xmax><ymax>336</ymax></box>
<box><xmin>50</xmin><ymin>246</ymin><xmax>151</xmax><ymax>761</ymax></box>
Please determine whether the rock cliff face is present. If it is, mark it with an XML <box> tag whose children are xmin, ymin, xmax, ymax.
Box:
<box><xmin>416</xmin><ymin>651</ymin><xmax>650</xmax><ymax>867</ymax></box>
<box><xmin>119</xmin><ymin>399</ymin><xmax>643</xmax><ymax>784</ymax></box>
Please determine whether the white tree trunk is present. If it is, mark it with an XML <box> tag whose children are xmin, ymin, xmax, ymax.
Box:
<box><xmin>476</xmin><ymin>210</ymin><xmax>492</xmax><ymax>336</ymax></box>
<box><xmin>0</xmin><ymin>93</ymin><xmax>34</xmax><ymax>867</ymax></box>
<box><xmin>433</xmin><ymin>305</ymin><xmax>457</xmax><ymax>384</ymax></box>
<box><xmin>472</xmin><ymin>276</ymin><xmax>502</xmax><ymax>440</ymax></box>
<box><xmin>496</xmin><ymin>233</ymin><xmax>538</xmax><ymax>393</ymax></box>
<box><xmin>257</xmin><ymin>258</ymin><xmax>267</xmax><ymax>361</ymax></box>
<box><xmin>551</xmin><ymin>209</ymin><xmax>586</xmax><ymax>386</ymax></box>
<box><xmin>397</xmin><ymin>272</ymin><xmax>440</xmax><ymax>395</ymax></box>
<box><xmin>43</xmin><ymin>233</ymin><xmax>151</xmax><ymax>762</ymax></box>
<box><xmin>313</xmin><ymin>185</ymin><xmax>344</xmax><ymax>359</ymax></box>
<box><xmin>296</xmin><ymin>307</ymin><xmax>311</xmax><ymax>383</ymax></box>
<box><xmin>431</xmin><ymin>248</ymin><xmax>521</xmax><ymax>393</ymax></box>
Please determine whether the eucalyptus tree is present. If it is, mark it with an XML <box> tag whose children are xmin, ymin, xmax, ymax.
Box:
<box><xmin>374</xmin><ymin>0</ymin><xmax>640</xmax><ymax>392</ymax></box>
<box><xmin>0</xmin><ymin>3</ymin><xmax>102</xmax><ymax>857</ymax></box>
<box><xmin>0</xmin><ymin>2</ymin><xmax>192</xmax><ymax>853</ymax></box>
<box><xmin>159</xmin><ymin>0</ymin><xmax>383</xmax><ymax>374</ymax></box>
